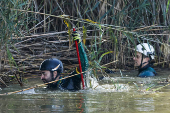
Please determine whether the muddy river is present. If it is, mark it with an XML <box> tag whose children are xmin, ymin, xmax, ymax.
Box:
<box><xmin>0</xmin><ymin>69</ymin><xmax>170</xmax><ymax>113</ymax></box>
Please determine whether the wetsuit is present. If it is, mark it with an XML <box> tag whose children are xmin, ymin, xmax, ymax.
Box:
<box><xmin>51</xmin><ymin>42</ymin><xmax>88</xmax><ymax>91</ymax></box>
<box><xmin>138</xmin><ymin>64</ymin><xmax>156</xmax><ymax>77</ymax></box>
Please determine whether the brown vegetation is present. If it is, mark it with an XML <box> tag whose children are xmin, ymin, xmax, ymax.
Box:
<box><xmin>0</xmin><ymin>0</ymin><xmax>170</xmax><ymax>86</ymax></box>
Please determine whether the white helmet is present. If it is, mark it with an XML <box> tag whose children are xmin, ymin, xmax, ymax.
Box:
<box><xmin>135</xmin><ymin>43</ymin><xmax>155</xmax><ymax>60</ymax></box>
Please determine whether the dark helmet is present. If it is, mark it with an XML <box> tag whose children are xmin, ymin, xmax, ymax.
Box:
<box><xmin>40</xmin><ymin>58</ymin><xmax>63</xmax><ymax>74</ymax></box>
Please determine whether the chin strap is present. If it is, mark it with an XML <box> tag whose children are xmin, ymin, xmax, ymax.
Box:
<box><xmin>138</xmin><ymin>54</ymin><xmax>144</xmax><ymax>68</ymax></box>
<box><xmin>141</xmin><ymin>62</ymin><xmax>148</xmax><ymax>66</ymax></box>
<box><xmin>138</xmin><ymin>54</ymin><xmax>149</xmax><ymax>69</ymax></box>
<box><xmin>51</xmin><ymin>71</ymin><xmax>60</xmax><ymax>81</ymax></box>
<box><xmin>47</xmin><ymin>71</ymin><xmax>61</xmax><ymax>88</ymax></box>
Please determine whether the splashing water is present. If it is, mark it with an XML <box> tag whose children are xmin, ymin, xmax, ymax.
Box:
<box><xmin>84</xmin><ymin>71</ymin><xmax>130</xmax><ymax>92</ymax></box>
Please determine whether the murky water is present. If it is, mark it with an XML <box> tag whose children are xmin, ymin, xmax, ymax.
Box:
<box><xmin>0</xmin><ymin>69</ymin><xmax>170</xmax><ymax>113</ymax></box>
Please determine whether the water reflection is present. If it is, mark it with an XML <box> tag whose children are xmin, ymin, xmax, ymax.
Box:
<box><xmin>40</xmin><ymin>105</ymin><xmax>64</xmax><ymax>112</ymax></box>
<box><xmin>38</xmin><ymin>92</ymin><xmax>85</xmax><ymax>112</ymax></box>
<box><xmin>135</xmin><ymin>97</ymin><xmax>155</xmax><ymax>112</ymax></box>
<box><xmin>0</xmin><ymin>70</ymin><xmax>170</xmax><ymax>113</ymax></box>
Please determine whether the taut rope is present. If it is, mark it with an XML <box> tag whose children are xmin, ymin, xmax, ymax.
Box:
<box><xmin>0</xmin><ymin>60</ymin><xmax>119</xmax><ymax>95</ymax></box>
<box><xmin>0</xmin><ymin>69</ymin><xmax>91</xmax><ymax>95</ymax></box>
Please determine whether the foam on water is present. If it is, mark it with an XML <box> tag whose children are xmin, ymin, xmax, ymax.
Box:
<box><xmin>84</xmin><ymin>72</ymin><xmax>130</xmax><ymax>92</ymax></box>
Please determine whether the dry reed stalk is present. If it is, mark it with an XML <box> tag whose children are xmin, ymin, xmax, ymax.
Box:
<box><xmin>1</xmin><ymin>0</ymin><xmax>170</xmax><ymax>87</ymax></box>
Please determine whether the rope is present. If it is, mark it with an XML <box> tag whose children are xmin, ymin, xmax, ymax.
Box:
<box><xmin>11</xmin><ymin>8</ymin><xmax>164</xmax><ymax>39</ymax></box>
<box><xmin>0</xmin><ymin>69</ymin><xmax>92</xmax><ymax>95</ymax></box>
<box><xmin>0</xmin><ymin>60</ymin><xmax>119</xmax><ymax>95</ymax></box>
<box><xmin>152</xmin><ymin>83</ymin><xmax>170</xmax><ymax>92</ymax></box>
<box><xmin>3</xmin><ymin>8</ymin><xmax>167</xmax><ymax>47</ymax></box>
<box><xmin>10</xmin><ymin>8</ymin><xmax>169</xmax><ymax>46</ymax></box>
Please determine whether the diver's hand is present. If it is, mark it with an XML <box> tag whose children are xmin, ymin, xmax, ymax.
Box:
<box><xmin>72</xmin><ymin>31</ymin><xmax>81</xmax><ymax>43</ymax></box>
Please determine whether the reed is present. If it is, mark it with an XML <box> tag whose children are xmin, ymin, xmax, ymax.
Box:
<box><xmin>0</xmin><ymin>0</ymin><xmax>170</xmax><ymax>86</ymax></box>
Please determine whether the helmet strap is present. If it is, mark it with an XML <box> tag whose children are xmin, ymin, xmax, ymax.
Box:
<box><xmin>139</xmin><ymin>54</ymin><xmax>150</xmax><ymax>69</ymax></box>
<box><xmin>139</xmin><ymin>54</ymin><xmax>144</xmax><ymax>68</ymax></box>
<box><xmin>148</xmin><ymin>55</ymin><xmax>152</xmax><ymax>63</ymax></box>
<box><xmin>51</xmin><ymin>71</ymin><xmax>55</xmax><ymax>81</ymax></box>
<box><xmin>50</xmin><ymin>71</ymin><xmax>60</xmax><ymax>81</ymax></box>
<box><xmin>47</xmin><ymin>71</ymin><xmax>60</xmax><ymax>88</ymax></box>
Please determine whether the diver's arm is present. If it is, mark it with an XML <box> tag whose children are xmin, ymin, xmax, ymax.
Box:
<box><xmin>78</xmin><ymin>42</ymin><xmax>89</xmax><ymax>73</ymax></box>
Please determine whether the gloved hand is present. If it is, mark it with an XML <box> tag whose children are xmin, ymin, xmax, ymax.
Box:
<box><xmin>72</xmin><ymin>31</ymin><xmax>81</xmax><ymax>43</ymax></box>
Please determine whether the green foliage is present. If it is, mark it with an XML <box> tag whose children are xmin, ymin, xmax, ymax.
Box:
<box><xmin>166</xmin><ymin>0</ymin><xmax>170</xmax><ymax>13</ymax></box>
<box><xmin>0</xmin><ymin>0</ymin><xmax>30</xmax><ymax>68</ymax></box>
<box><xmin>82</xmin><ymin>26</ymin><xmax>87</xmax><ymax>45</ymax></box>
<box><xmin>0</xmin><ymin>0</ymin><xmax>170</xmax><ymax>87</ymax></box>
<box><xmin>98</xmin><ymin>51</ymin><xmax>113</xmax><ymax>65</ymax></box>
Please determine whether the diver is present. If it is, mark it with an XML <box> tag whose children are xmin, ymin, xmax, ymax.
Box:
<box><xmin>39</xmin><ymin>31</ymin><xmax>89</xmax><ymax>90</ymax></box>
<box><xmin>133</xmin><ymin>43</ymin><xmax>156</xmax><ymax>77</ymax></box>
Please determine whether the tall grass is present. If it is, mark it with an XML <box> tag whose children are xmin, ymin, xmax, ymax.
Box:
<box><xmin>0</xmin><ymin>0</ymin><xmax>29</xmax><ymax>71</ymax></box>
<box><xmin>0</xmin><ymin>0</ymin><xmax>170</xmax><ymax>84</ymax></box>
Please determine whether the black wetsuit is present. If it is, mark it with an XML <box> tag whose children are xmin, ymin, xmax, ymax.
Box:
<box><xmin>49</xmin><ymin>42</ymin><xmax>88</xmax><ymax>91</ymax></box>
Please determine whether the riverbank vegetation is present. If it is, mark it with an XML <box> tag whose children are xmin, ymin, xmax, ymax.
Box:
<box><xmin>0</xmin><ymin>0</ymin><xmax>169</xmax><ymax>87</ymax></box>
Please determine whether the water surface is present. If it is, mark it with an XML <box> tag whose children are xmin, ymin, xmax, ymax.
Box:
<box><xmin>0</xmin><ymin>69</ymin><xmax>170</xmax><ymax>113</ymax></box>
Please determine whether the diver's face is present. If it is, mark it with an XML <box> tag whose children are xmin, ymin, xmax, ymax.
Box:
<box><xmin>133</xmin><ymin>52</ymin><xmax>142</xmax><ymax>67</ymax></box>
<box><xmin>133</xmin><ymin>52</ymin><xmax>149</xmax><ymax>67</ymax></box>
<box><xmin>41</xmin><ymin>70</ymin><xmax>52</xmax><ymax>83</ymax></box>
